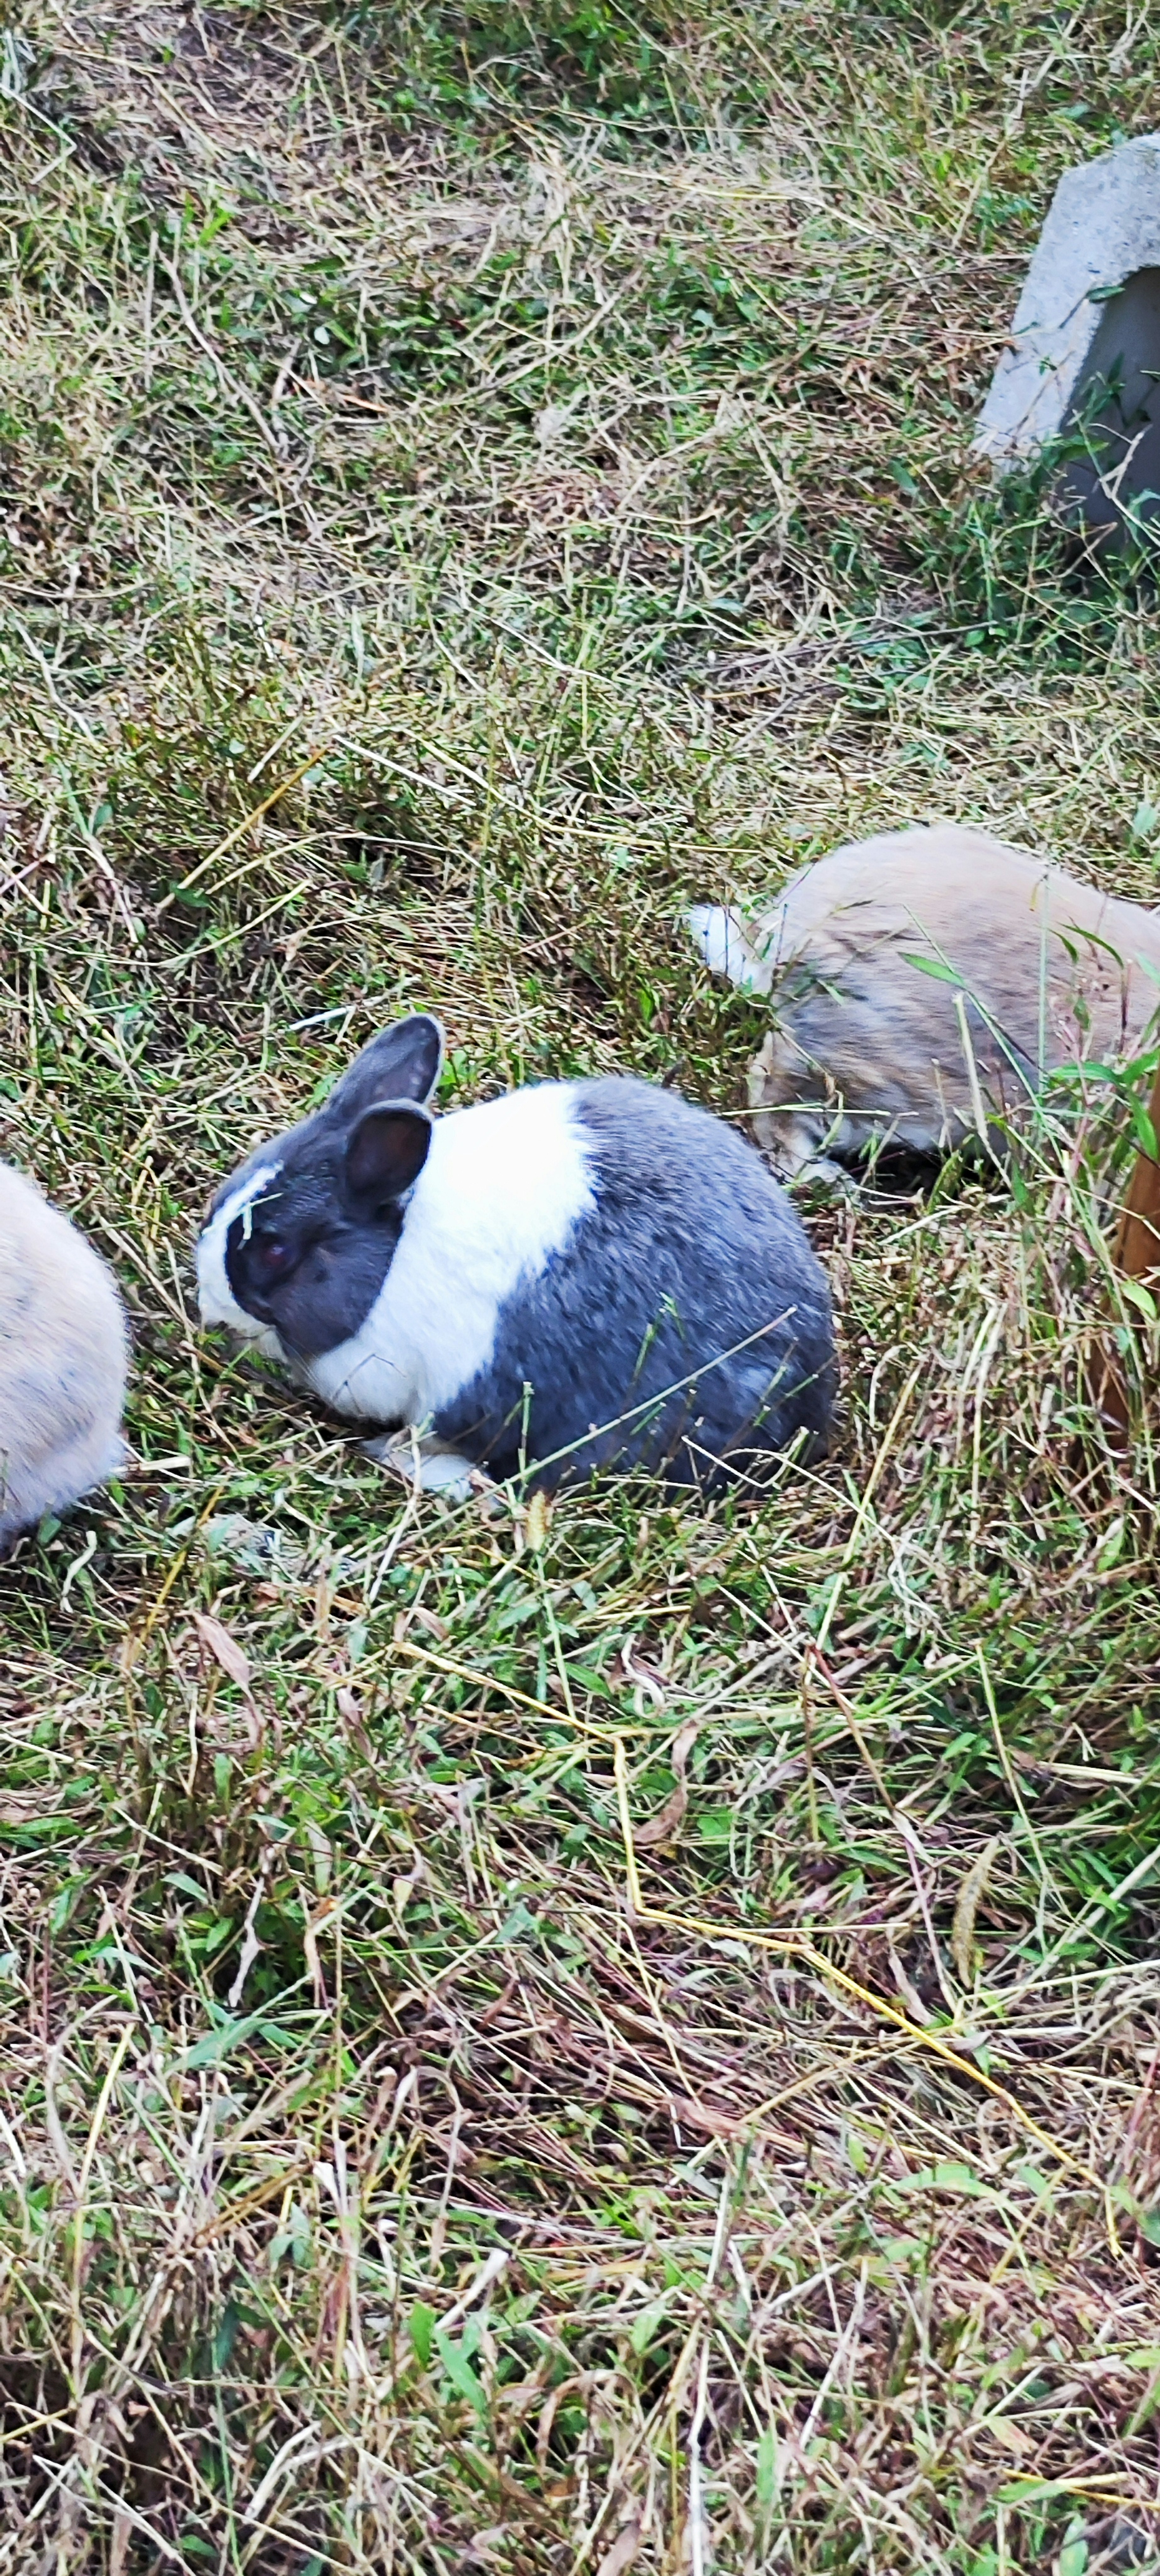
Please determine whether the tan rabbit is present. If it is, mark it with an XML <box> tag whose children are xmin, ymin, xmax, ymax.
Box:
<box><xmin>689</xmin><ymin>824</ymin><xmax>1160</xmax><ymax>1180</ymax></box>
<box><xmin>0</xmin><ymin>1161</ymin><xmax>129</xmax><ymax>1544</ymax></box>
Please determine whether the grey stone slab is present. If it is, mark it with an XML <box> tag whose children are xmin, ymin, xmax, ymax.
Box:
<box><xmin>975</xmin><ymin>133</ymin><xmax>1160</xmax><ymax>530</ymax></box>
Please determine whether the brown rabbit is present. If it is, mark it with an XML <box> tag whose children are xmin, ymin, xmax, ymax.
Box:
<box><xmin>689</xmin><ymin>824</ymin><xmax>1160</xmax><ymax>1180</ymax></box>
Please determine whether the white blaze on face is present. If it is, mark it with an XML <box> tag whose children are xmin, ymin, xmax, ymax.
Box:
<box><xmin>196</xmin><ymin>1162</ymin><xmax>285</xmax><ymax>1352</ymax></box>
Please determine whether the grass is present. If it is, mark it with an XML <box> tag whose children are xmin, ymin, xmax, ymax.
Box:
<box><xmin>2</xmin><ymin>0</ymin><xmax>1160</xmax><ymax>2566</ymax></box>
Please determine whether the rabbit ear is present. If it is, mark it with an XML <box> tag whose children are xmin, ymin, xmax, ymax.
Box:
<box><xmin>345</xmin><ymin>1101</ymin><xmax>433</xmax><ymax>1206</ymax></box>
<box><xmin>330</xmin><ymin>1013</ymin><xmax>444</xmax><ymax>1119</ymax></box>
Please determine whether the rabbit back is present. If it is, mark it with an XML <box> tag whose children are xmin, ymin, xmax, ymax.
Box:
<box><xmin>431</xmin><ymin>1077</ymin><xmax>835</xmax><ymax>1487</ymax></box>
<box><xmin>0</xmin><ymin>1162</ymin><xmax>128</xmax><ymax>1539</ymax></box>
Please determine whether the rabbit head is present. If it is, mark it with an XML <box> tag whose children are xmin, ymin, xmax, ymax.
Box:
<box><xmin>197</xmin><ymin>1012</ymin><xmax>444</xmax><ymax>1361</ymax></box>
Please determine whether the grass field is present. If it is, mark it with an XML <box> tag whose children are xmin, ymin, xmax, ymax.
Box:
<box><xmin>3</xmin><ymin>1</ymin><xmax>1160</xmax><ymax>2567</ymax></box>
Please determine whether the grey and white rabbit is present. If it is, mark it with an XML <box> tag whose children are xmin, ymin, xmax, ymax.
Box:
<box><xmin>689</xmin><ymin>823</ymin><xmax>1160</xmax><ymax>1181</ymax></box>
<box><xmin>0</xmin><ymin>1161</ymin><xmax>128</xmax><ymax>1544</ymax></box>
<box><xmin>196</xmin><ymin>1013</ymin><xmax>835</xmax><ymax>1496</ymax></box>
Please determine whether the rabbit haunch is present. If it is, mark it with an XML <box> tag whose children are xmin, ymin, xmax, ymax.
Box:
<box><xmin>0</xmin><ymin>1162</ymin><xmax>128</xmax><ymax>1541</ymax></box>
<box><xmin>689</xmin><ymin>824</ymin><xmax>1160</xmax><ymax>1180</ymax></box>
<box><xmin>197</xmin><ymin>1014</ymin><xmax>835</xmax><ymax>1493</ymax></box>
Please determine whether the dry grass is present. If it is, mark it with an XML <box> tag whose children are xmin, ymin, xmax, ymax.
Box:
<box><xmin>2</xmin><ymin>1</ymin><xmax>1160</xmax><ymax>2567</ymax></box>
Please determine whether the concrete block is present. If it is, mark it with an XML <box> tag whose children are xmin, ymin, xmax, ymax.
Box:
<box><xmin>975</xmin><ymin>133</ymin><xmax>1160</xmax><ymax>533</ymax></box>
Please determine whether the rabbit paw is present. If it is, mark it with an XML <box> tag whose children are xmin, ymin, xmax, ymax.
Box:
<box><xmin>363</xmin><ymin>1434</ymin><xmax>477</xmax><ymax>1501</ymax></box>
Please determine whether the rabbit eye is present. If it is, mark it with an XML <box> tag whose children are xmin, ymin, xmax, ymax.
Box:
<box><xmin>252</xmin><ymin>1232</ymin><xmax>292</xmax><ymax>1276</ymax></box>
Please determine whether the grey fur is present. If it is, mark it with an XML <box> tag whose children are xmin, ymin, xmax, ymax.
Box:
<box><xmin>432</xmin><ymin>1078</ymin><xmax>835</xmax><ymax>1487</ymax></box>
<box><xmin>208</xmin><ymin>1014</ymin><xmax>443</xmax><ymax>1356</ymax></box>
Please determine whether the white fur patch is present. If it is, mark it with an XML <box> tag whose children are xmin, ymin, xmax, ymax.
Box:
<box><xmin>688</xmin><ymin>903</ymin><xmax>782</xmax><ymax>994</ymax></box>
<box><xmin>196</xmin><ymin>1163</ymin><xmax>285</xmax><ymax>1354</ymax></box>
<box><xmin>367</xmin><ymin>1434</ymin><xmax>478</xmax><ymax>1499</ymax></box>
<box><xmin>304</xmin><ymin>1084</ymin><xmax>596</xmax><ymax>1427</ymax></box>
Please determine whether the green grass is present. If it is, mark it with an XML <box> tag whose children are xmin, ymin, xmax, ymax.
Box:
<box><xmin>2</xmin><ymin>0</ymin><xmax>1160</xmax><ymax>2566</ymax></box>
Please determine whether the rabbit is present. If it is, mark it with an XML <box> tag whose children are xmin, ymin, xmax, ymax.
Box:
<box><xmin>196</xmin><ymin>1012</ymin><xmax>835</xmax><ymax>1497</ymax></box>
<box><xmin>689</xmin><ymin>823</ymin><xmax>1160</xmax><ymax>1182</ymax></box>
<box><xmin>0</xmin><ymin>1160</ymin><xmax>129</xmax><ymax>1545</ymax></box>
